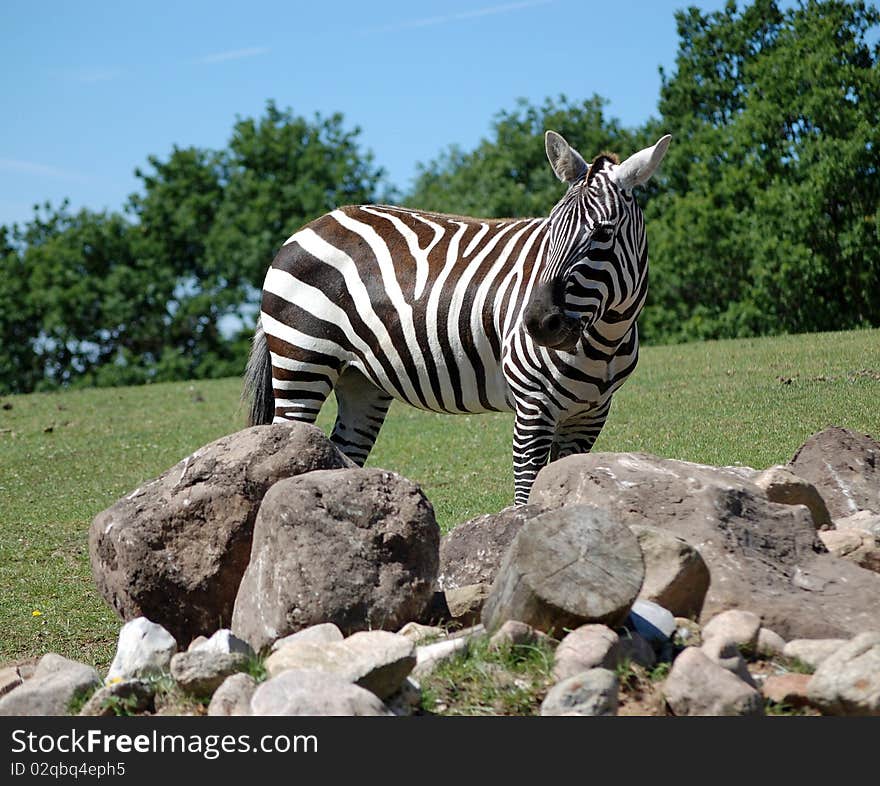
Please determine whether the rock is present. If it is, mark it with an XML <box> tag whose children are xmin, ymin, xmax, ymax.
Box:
<box><xmin>169</xmin><ymin>650</ymin><xmax>250</xmax><ymax>696</ymax></box>
<box><xmin>807</xmin><ymin>632</ymin><xmax>880</xmax><ymax>715</ymax></box>
<box><xmin>187</xmin><ymin>636</ymin><xmax>208</xmax><ymax>652</ymax></box>
<box><xmin>756</xmin><ymin>627</ymin><xmax>787</xmax><ymax>657</ymax></box>
<box><xmin>541</xmin><ymin>669</ymin><xmax>618</xmax><ymax>716</ymax></box>
<box><xmin>553</xmin><ymin>625</ymin><xmax>621</xmax><ymax>682</ymax></box>
<box><xmin>701</xmin><ymin>637</ymin><xmax>757</xmax><ymax>688</ymax></box>
<box><xmin>819</xmin><ymin>529</ymin><xmax>880</xmax><ymax>572</ymax></box>
<box><xmin>106</xmin><ymin>617</ymin><xmax>177</xmax><ymax>682</ymax></box>
<box><xmin>250</xmin><ymin>669</ymin><xmax>391</xmax><ymax>716</ymax></box>
<box><xmin>207</xmin><ymin>673</ymin><xmax>257</xmax><ymax>717</ymax></box>
<box><xmin>79</xmin><ymin>679</ymin><xmax>155</xmax><ymax>716</ymax></box>
<box><xmin>662</xmin><ymin>647</ymin><xmax>764</xmax><ymax>716</ymax></box>
<box><xmin>0</xmin><ymin>654</ymin><xmax>101</xmax><ymax>716</ymax></box>
<box><xmin>386</xmin><ymin>677</ymin><xmax>422</xmax><ymax>717</ymax></box>
<box><xmin>270</xmin><ymin>623</ymin><xmax>344</xmax><ymax>653</ymax></box>
<box><xmin>701</xmin><ymin>609</ymin><xmax>762</xmax><ymax>654</ymax></box>
<box><xmin>488</xmin><ymin>620</ymin><xmax>556</xmax><ymax>652</ymax></box>
<box><xmin>264</xmin><ymin>630</ymin><xmax>415</xmax><ymax>700</ymax></box>
<box><xmin>788</xmin><ymin>427</ymin><xmax>880</xmax><ymax>519</ymax></box>
<box><xmin>835</xmin><ymin>510</ymin><xmax>880</xmax><ymax>538</ymax></box>
<box><xmin>437</xmin><ymin>504</ymin><xmax>543</xmax><ymax>590</ymax></box>
<box><xmin>397</xmin><ymin>622</ymin><xmax>445</xmax><ymax>645</ymax></box>
<box><xmin>445</xmin><ymin>584</ymin><xmax>490</xmax><ymax>625</ymax></box>
<box><xmin>530</xmin><ymin>451</ymin><xmax>880</xmax><ymax>639</ymax></box>
<box><xmin>628</xmin><ymin>599</ymin><xmax>676</xmax><ymax>643</ymax></box>
<box><xmin>782</xmin><ymin>639</ymin><xmax>847</xmax><ymax>670</ymax></box>
<box><xmin>630</xmin><ymin>525</ymin><xmax>710</xmax><ymax>617</ymax></box>
<box><xmin>762</xmin><ymin>673</ymin><xmax>812</xmax><ymax>708</ymax></box>
<box><xmin>753</xmin><ymin>465</ymin><xmax>832</xmax><ymax>528</ymax></box>
<box><xmin>412</xmin><ymin>628</ymin><xmax>483</xmax><ymax>678</ymax></box>
<box><xmin>481</xmin><ymin>505</ymin><xmax>644</xmax><ymax>635</ymax></box>
<box><xmin>190</xmin><ymin>629</ymin><xmax>253</xmax><ymax>657</ymax></box>
<box><xmin>0</xmin><ymin>666</ymin><xmax>24</xmax><ymax>698</ymax></box>
<box><xmin>231</xmin><ymin>468</ymin><xmax>438</xmax><ymax>652</ymax></box>
<box><xmin>618</xmin><ymin>631</ymin><xmax>656</xmax><ymax>668</ymax></box>
<box><xmin>90</xmin><ymin>423</ymin><xmax>352</xmax><ymax>644</ymax></box>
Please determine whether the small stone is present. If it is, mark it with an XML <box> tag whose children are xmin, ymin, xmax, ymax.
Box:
<box><xmin>753</xmin><ymin>466</ymin><xmax>832</xmax><ymax>528</ymax></box>
<box><xmin>170</xmin><ymin>650</ymin><xmax>250</xmax><ymax>696</ymax></box>
<box><xmin>106</xmin><ymin>617</ymin><xmax>177</xmax><ymax>682</ymax></box>
<box><xmin>553</xmin><ymin>625</ymin><xmax>621</xmax><ymax>682</ymax></box>
<box><xmin>445</xmin><ymin>584</ymin><xmax>490</xmax><ymax>625</ymax></box>
<box><xmin>265</xmin><ymin>630</ymin><xmax>415</xmax><ymax>700</ymax></box>
<box><xmin>701</xmin><ymin>610</ymin><xmax>761</xmax><ymax>653</ymax></box>
<box><xmin>0</xmin><ymin>654</ymin><xmax>101</xmax><ymax>716</ymax></box>
<box><xmin>701</xmin><ymin>637</ymin><xmax>757</xmax><ymax>688</ymax></box>
<box><xmin>807</xmin><ymin>632</ymin><xmax>880</xmax><ymax>715</ymax></box>
<box><xmin>541</xmin><ymin>669</ymin><xmax>618</xmax><ymax>716</ymax></box>
<box><xmin>250</xmin><ymin>669</ymin><xmax>391</xmax><ymax>716</ymax></box>
<box><xmin>756</xmin><ymin>627</ymin><xmax>787</xmax><ymax>657</ymax></box>
<box><xmin>269</xmin><ymin>623</ymin><xmax>344</xmax><ymax>653</ymax></box>
<box><xmin>187</xmin><ymin>636</ymin><xmax>208</xmax><ymax>652</ymax></box>
<box><xmin>190</xmin><ymin>629</ymin><xmax>254</xmax><ymax>657</ymax></box>
<box><xmin>79</xmin><ymin>679</ymin><xmax>155</xmax><ymax>717</ymax></box>
<box><xmin>783</xmin><ymin>639</ymin><xmax>847</xmax><ymax>670</ymax></box>
<box><xmin>488</xmin><ymin>620</ymin><xmax>556</xmax><ymax>652</ymax></box>
<box><xmin>207</xmin><ymin>673</ymin><xmax>257</xmax><ymax>717</ymax></box>
<box><xmin>397</xmin><ymin>622</ymin><xmax>445</xmax><ymax>645</ymax></box>
<box><xmin>819</xmin><ymin>529</ymin><xmax>880</xmax><ymax>573</ymax></box>
<box><xmin>762</xmin><ymin>674</ymin><xmax>812</xmax><ymax>708</ymax></box>
<box><xmin>663</xmin><ymin>647</ymin><xmax>763</xmax><ymax>716</ymax></box>
<box><xmin>835</xmin><ymin>510</ymin><xmax>880</xmax><ymax>538</ymax></box>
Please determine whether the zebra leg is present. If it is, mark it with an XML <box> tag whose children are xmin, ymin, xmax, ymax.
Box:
<box><xmin>330</xmin><ymin>367</ymin><xmax>393</xmax><ymax>466</ymax></box>
<box><xmin>512</xmin><ymin>402</ymin><xmax>557</xmax><ymax>505</ymax></box>
<box><xmin>270</xmin><ymin>355</ymin><xmax>339</xmax><ymax>425</ymax></box>
<box><xmin>552</xmin><ymin>399</ymin><xmax>613</xmax><ymax>460</ymax></box>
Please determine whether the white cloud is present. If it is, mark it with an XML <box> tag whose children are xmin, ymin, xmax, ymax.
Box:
<box><xmin>196</xmin><ymin>46</ymin><xmax>270</xmax><ymax>65</ymax></box>
<box><xmin>361</xmin><ymin>0</ymin><xmax>553</xmax><ymax>35</ymax></box>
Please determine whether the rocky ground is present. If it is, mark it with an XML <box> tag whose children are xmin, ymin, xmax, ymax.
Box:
<box><xmin>2</xmin><ymin>423</ymin><xmax>879</xmax><ymax>717</ymax></box>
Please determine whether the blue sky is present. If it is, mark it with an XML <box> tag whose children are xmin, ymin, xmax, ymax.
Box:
<box><xmin>0</xmin><ymin>0</ymin><xmax>734</xmax><ymax>229</ymax></box>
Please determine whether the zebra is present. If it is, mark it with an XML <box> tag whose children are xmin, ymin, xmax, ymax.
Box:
<box><xmin>243</xmin><ymin>131</ymin><xmax>671</xmax><ymax>504</ymax></box>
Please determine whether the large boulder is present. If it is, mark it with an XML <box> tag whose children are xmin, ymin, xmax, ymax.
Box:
<box><xmin>807</xmin><ymin>632</ymin><xmax>880</xmax><ymax>716</ymax></box>
<box><xmin>481</xmin><ymin>505</ymin><xmax>644</xmax><ymax>635</ymax></box>
<box><xmin>232</xmin><ymin>468</ymin><xmax>439</xmax><ymax>651</ymax></box>
<box><xmin>788</xmin><ymin>427</ymin><xmax>880</xmax><ymax>519</ymax></box>
<box><xmin>530</xmin><ymin>452</ymin><xmax>880</xmax><ymax>639</ymax></box>
<box><xmin>90</xmin><ymin>423</ymin><xmax>352</xmax><ymax>644</ymax></box>
<box><xmin>438</xmin><ymin>504</ymin><xmax>543</xmax><ymax>590</ymax></box>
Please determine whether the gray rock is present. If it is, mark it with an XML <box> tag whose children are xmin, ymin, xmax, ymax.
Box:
<box><xmin>79</xmin><ymin>679</ymin><xmax>155</xmax><ymax>717</ymax></box>
<box><xmin>701</xmin><ymin>637</ymin><xmax>757</xmax><ymax>688</ymax></box>
<box><xmin>530</xmin><ymin>451</ymin><xmax>880</xmax><ymax>639</ymax></box>
<box><xmin>835</xmin><ymin>510</ymin><xmax>880</xmax><ymax>538</ymax></box>
<box><xmin>788</xmin><ymin>427</ymin><xmax>880</xmax><ymax>519</ymax></box>
<box><xmin>819</xmin><ymin>529</ymin><xmax>880</xmax><ymax>572</ymax></box>
<box><xmin>630</xmin><ymin>525</ymin><xmax>710</xmax><ymax>617</ymax></box>
<box><xmin>488</xmin><ymin>620</ymin><xmax>556</xmax><ymax>652</ymax></box>
<box><xmin>106</xmin><ymin>617</ymin><xmax>177</xmax><ymax>682</ymax></box>
<box><xmin>782</xmin><ymin>638</ymin><xmax>847</xmax><ymax>670</ymax></box>
<box><xmin>231</xmin><ymin>468</ymin><xmax>439</xmax><ymax>652</ymax></box>
<box><xmin>541</xmin><ymin>669</ymin><xmax>618</xmax><ymax>716</ymax></box>
<box><xmin>807</xmin><ymin>632</ymin><xmax>880</xmax><ymax>715</ymax></box>
<box><xmin>90</xmin><ymin>423</ymin><xmax>352</xmax><ymax>644</ymax></box>
<box><xmin>264</xmin><ymin>630</ymin><xmax>415</xmax><ymax>700</ymax></box>
<box><xmin>445</xmin><ymin>584</ymin><xmax>489</xmax><ymax>625</ymax></box>
<box><xmin>662</xmin><ymin>647</ymin><xmax>764</xmax><ymax>716</ymax></box>
<box><xmin>701</xmin><ymin>610</ymin><xmax>762</xmax><ymax>653</ymax></box>
<box><xmin>250</xmin><ymin>669</ymin><xmax>392</xmax><ymax>716</ymax></box>
<box><xmin>0</xmin><ymin>666</ymin><xmax>24</xmax><ymax>698</ymax></box>
<box><xmin>207</xmin><ymin>673</ymin><xmax>257</xmax><ymax>717</ymax></box>
<box><xmin>618</xmin><ymin>631</ymin><xmax>656</xmax><ymax>669</ymax></box>
<box><xmin>553</xmin><ymin>625</ymin><xmax>621</xmax><ymax>682</ymax></box>
<box><xmin>756</xmin><ymin>627</ymin><xmax>787</xmax><ymax>657</ymax></box>
<box><xmin>169</xmin><ymin>650</ymin><xmax>250</xmax><ymax>696</ymax></box>
<box><xmin>270</xmin><ymin>623</ymin><xmax>344</xmax><ymax>653</ymax></box>
<box><xmin>753</xmin><ymin>465</ymin><xmax>832</xmax><ymax>528</ymax></box>
<box><xmin>186</xmin><ymin>636</ymin><xmax>208</xmax><ymax>652</ymax></box>
<box><xmin>438</xmin><ymin>504</ymin><xmax>544</xmax><ymax>590</ymax></box>
<box><xmin>0</xmin><ymin>654</ymin><xmax>101</xmax><ymax>716</ymax></box>
<box><xmin>190</xmin><ymin>629</ymin><xmax>254</xmax><ymax>657</ymax></box>
<box><xmin>396</xmin><ymin>622</ymin><xmax>445</xmax><ymax>645</ymax></box>
<box><xmin>482</xmin><ymin>504</ymin><xmax>644</xmax><ymax>635</ymax></box>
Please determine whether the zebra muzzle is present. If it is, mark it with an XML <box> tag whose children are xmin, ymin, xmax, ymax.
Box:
<box><xmin>523</xmin><ymin>290</ymin><xmax>582</xmax><ymax>351</ymax></box>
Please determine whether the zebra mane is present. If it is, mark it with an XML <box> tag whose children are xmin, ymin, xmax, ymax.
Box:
<box><xmin>587</xmin><ymin>152</ymin><xmax>620</xmax><ymax>185</ymax></box>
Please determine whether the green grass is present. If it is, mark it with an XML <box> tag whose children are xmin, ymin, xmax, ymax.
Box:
<box><xmin>1</xmin><ymin>327</ymin><xmax>878</xmax><ymax>668</ymax></box>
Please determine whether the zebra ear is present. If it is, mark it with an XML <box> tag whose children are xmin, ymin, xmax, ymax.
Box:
<box><xmin>545</xmin><ymin>131</ymin><xmax>589</xmax><ymax>184</ymax></box>
<box><xmin>610</xmin><ymin>135</ymin><xmax>672</xmax><ymax>190</ymax></box>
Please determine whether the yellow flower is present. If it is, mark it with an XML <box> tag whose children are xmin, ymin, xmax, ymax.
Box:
<box><xmin>32</xmin><ymin>610</ymin><xmax>42</xmax><ymax>617</ymax></box>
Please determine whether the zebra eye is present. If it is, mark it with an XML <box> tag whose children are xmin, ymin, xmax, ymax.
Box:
<box><xmin>592</xmin><ymin>225</ymin><xmax>614</xmax><ymax>243</ymax></box>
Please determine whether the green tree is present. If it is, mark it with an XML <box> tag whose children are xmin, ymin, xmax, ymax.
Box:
<box><xmin>407</xmin><ymin>95</ymin><xmax>637</xmax><ymax>217</ymax></box>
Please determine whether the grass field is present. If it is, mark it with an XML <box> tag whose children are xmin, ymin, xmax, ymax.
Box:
<box><xmin>1</xmin><ymin>328</ymin><xmax>878</xmax><ymax>668</ymax></box>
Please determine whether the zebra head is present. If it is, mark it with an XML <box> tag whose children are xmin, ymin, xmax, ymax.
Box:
<box><xmin>523</xmin><ymin>132</ymin><xmax>672</xmax><ymax>351</ymax></box>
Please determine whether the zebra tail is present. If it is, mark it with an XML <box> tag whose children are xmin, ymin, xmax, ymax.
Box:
<box><xmin>242</xmin><ymin>317</ymin><xmax>274</xmax><ymax>426</ymax></box>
